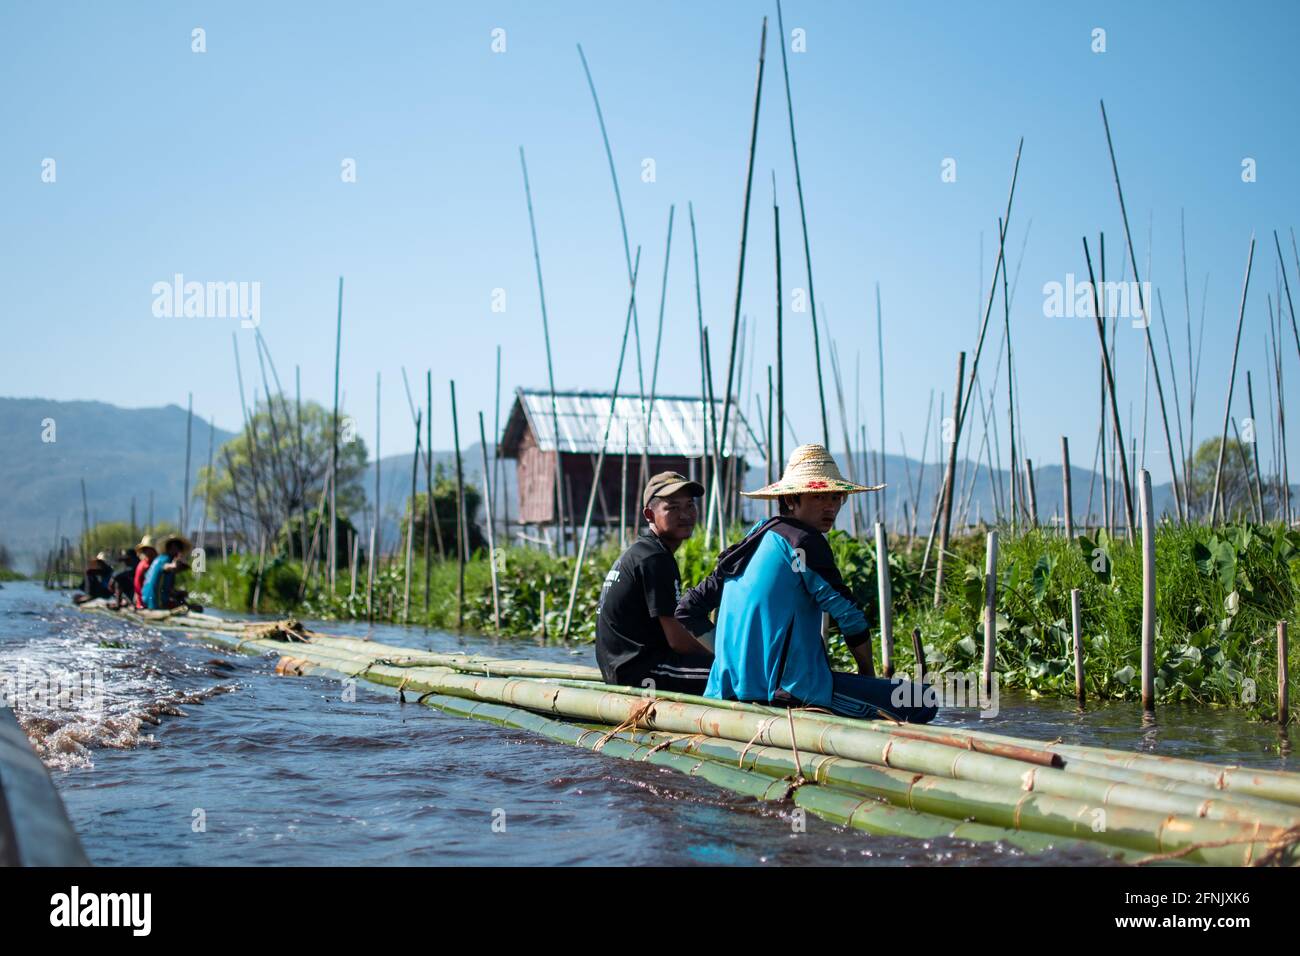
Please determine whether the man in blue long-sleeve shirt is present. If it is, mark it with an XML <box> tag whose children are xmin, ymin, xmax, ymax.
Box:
<box><xmin>676</xmin><ymin>444</ymin><xmax>936</xmax><ymax>722</ymax></box>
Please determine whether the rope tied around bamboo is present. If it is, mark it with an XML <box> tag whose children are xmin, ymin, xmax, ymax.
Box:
<box><xmin>593</xmin><ymin>699</ymin><xmax>658</xmax><ymax>751</ymax></box>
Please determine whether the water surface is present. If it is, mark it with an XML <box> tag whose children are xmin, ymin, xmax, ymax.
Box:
<box><xmin>1</xmin><ymin>581</ymin><xmax>1292</xmax><ymax>866</ymax></box>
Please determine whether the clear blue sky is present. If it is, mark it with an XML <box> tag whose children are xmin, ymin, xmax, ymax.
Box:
<box><xmin>3</xmin><ymin>1</ymin><xmax>1297</xmax><ymax>487</ymax></box>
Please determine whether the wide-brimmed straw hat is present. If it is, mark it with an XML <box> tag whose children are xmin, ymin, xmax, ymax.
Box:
<box><xmin>134</xmin><ymin>535</ymin><xmax>158</xmax><ymax>556</ymax></box>
<box><xmin>741</xmin><ymin>443</ymin><xmax>885</xmax><ymax>500</ymax></box>
<box><xmin>163</xmin><ymin>534</ymin><xmax>192</xmax><ymax>554</ymax></box>
<box><xmin>86</xmin><ymin>551</ymin><xmax>111</xmax><ymax>571</ymax></box>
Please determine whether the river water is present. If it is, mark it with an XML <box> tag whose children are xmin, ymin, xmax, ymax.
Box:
<box><xmin>1</xmin><ymin>581</ymin><xmax>1294</xmax><ymax>866</ymax></box>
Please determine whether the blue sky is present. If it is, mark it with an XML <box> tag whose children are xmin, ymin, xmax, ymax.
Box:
<box><xmin>2</xmin><ymin>1</ymin><xmax>1297</xmax><ymax>487</ymax></box>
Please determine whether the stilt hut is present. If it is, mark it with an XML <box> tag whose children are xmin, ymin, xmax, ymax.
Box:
<box><xmin>498</xmin><ymin>388</ymin><xmax>758</xmax><ymax>539</ymax></box>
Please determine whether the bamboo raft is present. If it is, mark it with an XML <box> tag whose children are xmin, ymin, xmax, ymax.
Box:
<box><xmin>76</xmin><ymin>600</ymin><xmax>1300</xmax><ymax>866</ymax></box>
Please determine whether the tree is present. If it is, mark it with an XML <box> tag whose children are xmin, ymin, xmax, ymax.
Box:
<box><xmin>1184</xmin><ymin>437</ymin><xmax>1257</xmax><ymax>521</ymax></box>
<box><xmin>197</xmin><ymin>398</ymin><xmax>368</xmax><ymax>548</ymax></box>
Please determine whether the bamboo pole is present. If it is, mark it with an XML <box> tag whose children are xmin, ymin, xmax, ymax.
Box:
<box><xmin>1247</xmin><ymin>372</ymin><xmax>1267</xmax><ymax>521</ymax></box>
<box><xmin>932</xmin><ymin>351</ymin><xmax>966</xmax><ymax>606</ymax></box>
<box><xmin>423</xmin><ymin>371</ymin><xmax>434</xmax><ymax>609</ymax></box>
<box><xmin>478</xmin><ymin>412</ymin><xmax>502</xmax><ymax>635</ymax></box>
<box><xmin>983</xmin><ymin>529</ymin><xmax>998</xmax><ymax>694</ymax></box>
<box><xmin>1279</xmin><ymin>620</ymin><xmax>1290</xmax><ymax>725</ymax></box>
<box><xmin>450</xmin><ymin>381</ymin><xmax>466</xmax><ymax>630</ymax></box>
<box><xmin>646</xmin><ymin>205</ymin><xmax>675</xmax><ymax>441</ymax></box>
<box><xmin>774</xmin><ymin>0</ymin><xmax>829</xmax><ymax>446</ymax></box>
<box><xmin>1083</xmin><ymin>236</ymin><xmax>1137</xmax><ymax>539</ymax></box>
<box><xmin>875</xmin><ymin>521</ymin><xmax>893</xmax><ymax>677</ymax></box>
<box><xmin>1071</xmin><ymin>587</ymin><xmax>1085</xmax><ymax>707</ymax></box>
<box><xmin>374</xmin><ymin>372</ymin><xmax>382</xmax><ymax>577</ymax></box>
<box><xmin>1139</xmin><ymin>468</ymin><xmax>1156</xmax><ymax>712</ymax></box>
<box><xmin>349</xmin><ymin>527</ymin><xmax>359</xmax><ymax>601</ymax></box>
<box><xmin>717</xmin><ymin>16</ymin><xmax>769</xmax><ymax>464</ymax></box>
<box><xmin>619</xmin><ymin>431</ymin><xmax>628</xmax><ymax>547</ymax></box>
<box><xmin>910</xmin><ymin>627</ymin><xmax>926</xmax><ymax>684</ymax></box>
<box><xmin>403</xmin><ymin>410</ymin><xmax>421</xmax><ymax>624</ymax></box>
<box><xmin>876</xmin><ymin>282</ymin><xmax>887</xmax><ymax>526</ymax></box>
<box><xmin>1100</xmin><ymin>101</ymin><xmax>1184</xmax><ymax>522</ymax></box>
<box><xmin>1061</xmin><ymin>436</ymin><xmax>1074</xmax><ymax>538</ymax></box>
<box><xmin>576</xmin><ymin>43</ymin><xmax>650</xmax><ymax>484</ymax></box>
<box><xmin>182</xmin><ymin>392</ymin><xmax>193</xmax><ymax>535</ymax></box>
<box><xmin>563</xmin><ymin>250</ymin><xmax>642</xmax><ymax>638</ymax></box>
<box><xmin>329</xmin><ymin>277</ymin><xmax>343</xmax><ymax>588</ymax></box>
<box><xmin>518</xmin><ymin>147</ymin><xmax>568</xmax><ymax>554</ymax></box>
<box><xmin>1210</xmin><ymin>237</ymin><xmax>1257</xmax><ymax>524</ymax></box>
<box><xmin>773</xmin><ymin>178</ymin><xmax>785</xmax><ymax>471</ymax></box>
<box><xmin>366</xmin><ymin>525</ymin><xmax>376</xmax><ymax>622</ymax></box>
<box><xmin>1024</xmin><ymin>458</ymin><xmax>1039</xmax><ymax>527</ymax></box>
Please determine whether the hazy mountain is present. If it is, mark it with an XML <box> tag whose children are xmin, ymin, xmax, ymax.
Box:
<box><xmin>2</xmin><ymin>396</ymin><xmax>1196</xmax><ymax>570</ymax></box>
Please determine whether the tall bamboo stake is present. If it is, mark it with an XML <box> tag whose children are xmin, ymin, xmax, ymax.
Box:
<box><xmin>1279</xmin><ymin>621</ymin><xmax>1290</xmax><ymax>725</ymax></box>
<box><xmin>1210</xmin><ymin>237</ymin><xmax>1257</xmax><ymax>524</ymax></box>
<box><xmin>1061</xmin><ymin>436</ymin><xmax>1074</xmax><ymax>538</ymax></box>
<box><xmin>1139</xmin><ymin>468</ymin><xmax>1156</xmax><ymax>712</ymax></box>
<box><xmin>646</xmin><ymin>205</ymin><xmax>675</xmax><ymax>441</ymax></box>
<box><xmin>932</xmin><ymin>352</ymin><xmax>966</xmax><ymax>606</ymax></box>
<box><xmin>876</xmin><ymin>282</ymin><xmax>887</xmax><ymax>525</ymax></box>
<box><xmin>330</xmin><ymin>276</ymin><xmax>343</xmax><ymax>588</ymax></box>
<box><xmin>450</xmin><ymin>380</ymin><xmax>466</xmax><ymax>629</ymax></box>
<box><xmin>198</xmin><ymin>412</ymin><xmax>214</xmax><ymax>556</ymax></box>
<box><xmin>875</xmin><ymin>521</ymin><xmax>893</xmax><ymax>677</ymax></box>
<box><xmin>349</xmin><ymin>528</ymin><xmax>359</xmax><ymax>600</ymax></box>
<box><xmin>373</xmin><ymin>372</ymin><xmax>382</xmax><ymax>582</ymax></box>
<box><xmin>424</xmin><ymin>370</ymin><xmax>434</xmax><ymax>609</ymax></box>
<box><xmin>403</xmin><ymin>410</ymin><xmax>421</xmax><ymax>624</ymax></box>
<box><xmin>983</xmin><ymin>530</ymin><xmax>998</xmax><ymax>694</ymax></box>
<box><xmin>563</xmin><ymin>250</ymin><xmax>642</xmax><ymax>638</ymax></box>
<box><xmin>479</xmin><ymin>412</ymin><xmax>502</xmax><ymax>635</ymax></box>
<box><xmin>1100</xmin><ymin>101</ymin><xmax>1183</xmax><ymax>522</ymax></box>
<box><xmin>182</xmin><ymin>392</ymin><xmax>193</xmax><ymax>534</ymax></box>
<box><xmin>774</xmin><ymin>0</ymin><xmax>829</xmax><ymax>445</ymax></box>
<box><xmin>717</xmin><ymin>17</ymin><xmax>769</xmax><ymax>467</ymax></box>
<box><xmin>1083</xmin><ymin>237</ymin><xmax>1136</xmax><ymax>538</ymax></box>
<box><xmin>1024</xmin><ymin>458</ymin><xmax>1039</xmax><ymax>527</ymax></box>
<box><xmin>519</xmin><ymin>147</ymin><xmax>568</xmax><ymax>554</ymax></box>
<box><xmin>688</xmin><ymin>201</ymin><xmax>716</xmax><ymax>538</ymax></box>
<box><xmin>1071</xmin><ymin>588</ymin><xmax>1085</xmax><ymax>707</ymax></box>
<box><xmin>1247</xmin><ymin>372</ymin><xmax>1267</xmax><ymax>520</ymax></box>
<box><xmin>577</xmin><ymin>43</ymin><xmax>649</xmax><ymax>482</ymax></box>
<box><xmin>773</xmin><ymin>179</ymin><xmax>785</xmax><ymax>470</ymax></box>
<box><xmin>366</xmin><ymin>524</ymin><xmax>376</xmax><ymax>623</ymax></box>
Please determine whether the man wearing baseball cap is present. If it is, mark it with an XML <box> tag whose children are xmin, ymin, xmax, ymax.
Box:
<box><xmin>595</xmin><ymin>471</ymin><xmax>714</xmax><ymax>693</ymax></box>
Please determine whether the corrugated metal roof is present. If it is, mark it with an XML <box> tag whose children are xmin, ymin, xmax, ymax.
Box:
<box><xmin>511</xmin><ymin>389</ymin><xmax>759</xmax><ymax>457</ymax></box>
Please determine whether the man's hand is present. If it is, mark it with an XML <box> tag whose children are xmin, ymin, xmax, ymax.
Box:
<box><xmin>849</xmin><ymin>636</ymin><xmax>876</xmax><ymax>678</ymax></box>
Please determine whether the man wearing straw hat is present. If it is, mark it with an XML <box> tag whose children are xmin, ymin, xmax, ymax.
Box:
<box><xmin>75</xmin><ymin>552</ymin><xmax>114</xmax><ymax>603</ymax></box>
<box><xmin>677</xmin><ymin>444</ymin><xmax>936</xmax><ymax>722</ymax></box>
<box><xmin>140</xmin><ymin>534</ymin><xmax>193</xmax><ymax>610</ymax></box>
<box><xmin>595</xmin><ymin>472</ymin><xmax>714</xmax><ymax>693</ymax></box>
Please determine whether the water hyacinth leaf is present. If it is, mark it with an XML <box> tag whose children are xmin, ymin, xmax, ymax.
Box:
<box><xmin>1224</xmin><ymin>590</ymin><xmax>1240</xmax><ymax>616</ymax></box>
<box><xmin>1114</xmin><ymin>665</ymin><xmax>1136</xmax><ymax>685</ymax></box>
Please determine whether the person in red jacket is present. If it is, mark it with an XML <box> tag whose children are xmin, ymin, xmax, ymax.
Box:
<box><xmin>132</xmin><ymin>535</ymin><xmax>158</xmax><ymax>609</ymax></box>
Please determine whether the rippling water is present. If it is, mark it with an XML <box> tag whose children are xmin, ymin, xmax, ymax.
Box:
<box><xmin>0</xmin><ymin>581</ymin><xmax>1293</xmax><ymax>865</ymax></box>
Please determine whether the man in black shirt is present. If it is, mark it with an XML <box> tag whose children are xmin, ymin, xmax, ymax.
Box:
<box><xmin>595</xmin><ymin>471</ymin><xmax>713</xmax><ymax>693</ymax></box>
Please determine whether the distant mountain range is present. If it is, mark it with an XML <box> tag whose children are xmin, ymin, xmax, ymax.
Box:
<box><xmin>1</xmin><ymin>397</ymin><xmax>1186</xmax><ymax>571</ymax></box>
